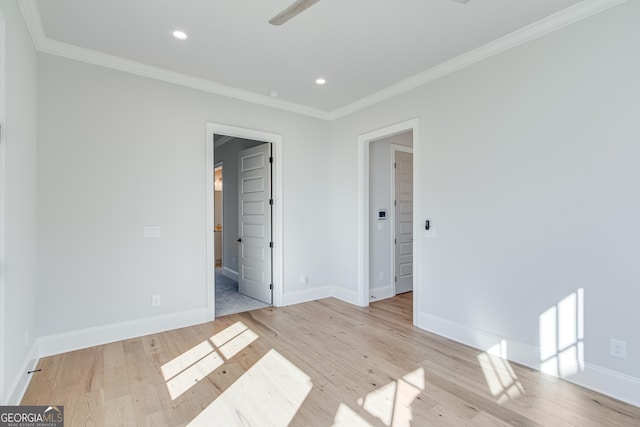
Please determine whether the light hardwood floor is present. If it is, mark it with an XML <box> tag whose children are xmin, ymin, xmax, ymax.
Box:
<box><xmin>22</xmin><ymin>293</ymin><xmax>640</xmax><ymax>426</ymax></box>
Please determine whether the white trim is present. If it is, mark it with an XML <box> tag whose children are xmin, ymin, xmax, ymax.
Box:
<box><xmin>328</xmin><ymin>0</ymin><xmax>631</xmax><ymax>119</ymax></box>
<box><xmin>390</xmin><ymin>144</ymin><xmax>413</xmax><ymax>297</ymax></box>
<box><xmin>281</xmin><ymin>285</ymin><xmax>359</xmax><ymax>307</ymax></box>
<box><xmin>205</xmin><ymin>122</ymin><xmax>284</xmax><ymax>320</ymax></box>
<box><xmin>369</xmin><ymin>286</ymin><xmax>394</xmax><ymax>302</ymax></box>
<box><xmin>18</xmin><ymin>2</ymin><xmax>330</xmax><ymax>121</ymax></box>
<box><xmin>330</xmin><ymin>286</ymin><xmax>359</xmax><ymax>306</ymax></box>
<box><xmin>38</xmin><ymin>308</ymin><xmax>208</xmax><ymax>358</ymax></box>
<box><xmin>418</xmin><ymin>311</ymin><xmax>640</xmax><ymax>408</ymax></box>
<box><xmin>357</xmin><ymin>119</ymin><xmax>420</xmax><ymax>323</ymax></box>
<box><xmin>18</xmin><ymin>0</ymin><xmax>629</xmax><ymax>121</ymax></box>
<box><xmin>17</xmin><ymin>0</ymin><xmax>45</xmax><ymax>50</ymax></box>
<box><xmin>221</xmin><ymin>266</ymin><xmax>239</xmax><ymax>282</ymax></box>
<box><xmin>206</xmin><ymin>130</ymin><xmax>215</xmax><ymax>320</ymax></box>
<box><xmin>282</xmin><ymin>286</ymin><xmax>332</xmax><ymax>307</ymax></box>
<box><xmin>5</xmin><ymin>342</ymin><xmax>38</xmax><ymax>405</ymax></box>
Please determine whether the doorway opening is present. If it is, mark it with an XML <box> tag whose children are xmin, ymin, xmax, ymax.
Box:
<box><xmin>205</xmin><ymin>123</ymin><xmax>283</xmax><ymax>321</ymax></box>
<box><xmin>357</xmin><ymin>118</ymin><xmax>420</xmax><ymax>324</ymax></box>
<box><xmin>213</xmin><ymin>135</ymin><xmax>271</xmax><ymax>317</ymax></box>
<box><xmin>368</xmin><ymin>133</ymin><xmax>413</xmax><ymax>301</ymax></box>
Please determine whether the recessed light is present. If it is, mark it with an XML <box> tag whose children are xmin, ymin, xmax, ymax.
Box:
<box><xmin>172</xmin><ymin>30</ymin><xmax>188</xmax><ymax>40</ymax></box>
<box><xmin>315</xmin><ymin>78</ymin><xmax>326</xmax><ymax>85</ymax></box>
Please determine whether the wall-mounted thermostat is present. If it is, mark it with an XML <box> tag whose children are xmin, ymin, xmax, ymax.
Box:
<box><xmin>378</xmin><ymin>209</ymin><xmax>387</xmax><ymax>220</ymax></box>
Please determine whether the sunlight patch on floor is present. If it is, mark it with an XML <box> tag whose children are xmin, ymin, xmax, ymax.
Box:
<box><xmin>187</xmin><ymin>349</ymin><xmax>313</xmax><ymax>426</ymax></box>
<box><xmin>477</xmin><ymin>340</ymin><xmax>524</xmax><ymax>404</ymax></box>
<box><xmin>332</xmin><ymin>404</ymin><xmax>372</xmax><ymax>427</ymax></box>
<box><xmin>165</xmin><ymin>351</ymin><xmax>224</xmax><ymax>400</ymax></box>
<box><xmin>353</xmin><ymin>367</ymin><xmax>425</xmax><ymax>427</ymax></box>
<box><xmin>218</xmin><ymin>328</ymin><xmax>258</xmax><ymax>359</ymax></box>
<box><xmin>161</xmin><ymin>321</ymin><xmax>258</xmax><ymax>400</ymax></box>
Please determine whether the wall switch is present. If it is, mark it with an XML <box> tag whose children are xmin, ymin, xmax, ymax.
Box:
<box><xmin>152</xmin><ymin>295</ymin><xmax>161</xmax><ymax>307</ymax></box>
<box><xmin>300</xmin><ymin>275</ymin><xmax>308</xmax><ymax>286</ymax></box>
<box><xmin>610</xmin><ymin>338</ymin><xmax>627</xmax><ymax>359</ymax></box>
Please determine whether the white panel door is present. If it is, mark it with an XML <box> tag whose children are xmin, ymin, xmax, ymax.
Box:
<box><xmin>395</xmin><ymin>151</ymin><xmax>413</xmax><ymax>294</ymax></box>
<box><xmin>238</xmin><ymin>144</ymin><xmax>272</xmax><ymax>304</ymax></box>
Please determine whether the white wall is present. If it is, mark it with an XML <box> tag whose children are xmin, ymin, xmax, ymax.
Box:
<box><xmin>369</xmin><ymin>132</ymin><xmax>412</xmax><ymax>300</ymax></box>
<box><xmin>331</xmin><ymin>1</ymin><xmax>640</xmax><ymax>405</ymax></box>
<box><xmin>0</xmin><ymin>0</ymin><xmax>39</xmax><ymax>404</ymax></box>
<box><xmin>36</xmin><ymin>54</ymin><xmax>332</xmax><ymax>342</ymax></box>
<box><xmin>12</xmin><ymin>0</ymin><xmax>639</xmax><ymax>408</ymax></box>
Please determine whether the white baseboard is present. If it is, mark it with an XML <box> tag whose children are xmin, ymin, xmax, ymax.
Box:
<box><xmin>38</xmin><ymin>307</ymin><xmax>209</xmax><ymax>358</ymax></box>
<box><xmin>6</xmin><ymin>342</ymin><xmax>39</xmax><ymax>405</ymax></box>
<box><xmin>418</xmin><ymin>311</ymin><xmax>640</xmax><ymax>408</ymax></box>
<box><xmin>330</xmin><ymin>285</ymin><xmax>359</xmax><ymax>306</ymax></box>
<box><xmin>369</xmin><ymin>285</ymin><xmax>394</xmax><ymax>303</ymax></box>
<box><xmin>221</xmin><ymin>267</ymin><xmax>238</xmax><ymax>282</ymax></box>
<box><xmin>280</xmin><ymin>285</ymin><xmax>360</xmax><ymax>307</ymax></box>
<box><xmin>282</xmin><ymin>286</ymin><xmax>332</xmax><ymax>306</ymax></box>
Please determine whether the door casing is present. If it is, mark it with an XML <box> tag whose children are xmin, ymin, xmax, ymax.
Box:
<box><xmin>205</xmin><ymin>122</ymin><xmax>283</xmax><ymax>321</ymax></box>
<box><xmin>357</xmin><ymin>118</ymin><xmax>420</xmax><ymax>325</ymax></box>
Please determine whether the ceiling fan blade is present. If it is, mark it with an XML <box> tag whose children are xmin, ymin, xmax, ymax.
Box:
<box><xmin>269</xmin><ymin>0</ymin><xmax>321</xmax><ymax>26</ymax></box>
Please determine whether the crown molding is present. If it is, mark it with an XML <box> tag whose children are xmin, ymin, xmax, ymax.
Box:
<box><xmin>327</xmin><ymin>0</ymin><xmax>630</xmax><ymax>120</ymax></box>
<box><xmin>20</xmin><ymin>0</ymin><xmax>629</xmax><ymax>122</ymax></box>
<box><xmin>43</xmin><ymin>38</ymin><xmax>333</xmax><ymax>120</ymax></box>
<box><xmin>18</xmin><ymin>0</ymin><xmax>46</xmax><ymax>50</ymax></box>
<box><xmin>18</xmin><ymin>0</ymin><xmax>332</xmax><ymax>120</ymax></box>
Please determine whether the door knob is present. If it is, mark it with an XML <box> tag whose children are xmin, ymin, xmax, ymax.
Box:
<box><xmin>237</xmin><ymin>238</ymin><xmax>242</xmax><ymax>242</ymax></box>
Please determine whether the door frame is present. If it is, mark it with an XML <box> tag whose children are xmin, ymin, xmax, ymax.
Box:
<box><xmin>357</xmin><ymin>118</ymin><xmax>420</xmax><ymax>324</ymax></box>
<box><xmin>391</xmin><ymin>144</ymin><xmax>414</xmax><ymax>296</ymax></box>
<box><xmin>205</xmin><ymin>122</ymin><xmax>283</xmax><ymax>321</ymax></box>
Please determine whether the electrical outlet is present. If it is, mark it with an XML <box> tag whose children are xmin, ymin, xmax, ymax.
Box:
<box><xmin>379</xmin><ymin>272</ymin><xmax>384</xmax><ymax>281</ymax></box>
<box><xmin>152</xmin><ymin>295</ymin><xmax>161</xmax><ymax>307</ymax></box>
<box><xmin>300</xmin><ymin>275</ymin><xmax>308</xmax><ymax>286</ymax></box>
<box><xmin>610</xmin><ymin>338</ymin><xmax>627</xmax><ymax>359</ymax></box>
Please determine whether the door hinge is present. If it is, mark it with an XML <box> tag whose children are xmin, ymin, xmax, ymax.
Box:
<box><xmin>269</xmin><ymin>156</ymin><xmax>273</xmax><ymax>163</ymax></box>
<box><xmin>269</xmin><ymin>198</ymin><xmax>274</xmax><ymax>205</ymax></box>
<box><xmin>394</xmin><ymin>276</ymin><xmax>397</xmax><ymax>282</ymax></box>
<box><xmin>270</xmin><ymin>284</ymin><xmax>273</xmax><ymax>290</ymax></box>
<box><xmin>394</xmin><ymin>238</ymin><xmax>397</xmax><ymax>244</ymax></box>
<box><xmin>394</xmin><ymin>162</ymin><xmax>397</xmax><ymax>169</ymax></box>
<box><xmin>269</xmin><ymin>242</ymin><xmax>274</xmax><ymax>248</ymax></box>
<box><xmin>394</xmin><ymin>200</ymin><xmax>397</xmax><ymax>207</ymax></box>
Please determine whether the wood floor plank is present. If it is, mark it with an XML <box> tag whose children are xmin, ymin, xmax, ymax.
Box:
<box><xmin>21</xmin><ymin>294</ymin><xmax>640</xmax><ymax>426</ymax></box>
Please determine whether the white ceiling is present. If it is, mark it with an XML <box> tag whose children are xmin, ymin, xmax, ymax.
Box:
<box><xmin>25</xmin><ymin>0</ymin><xmax>611</xmax><ymax>118</ymax></box>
